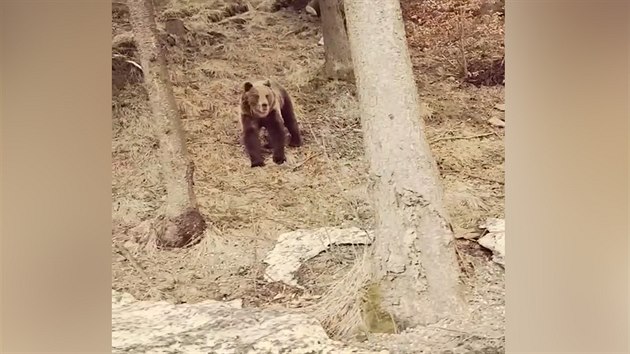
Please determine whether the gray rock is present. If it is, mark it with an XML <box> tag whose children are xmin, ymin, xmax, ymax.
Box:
<box><xmin>477</xmin><ymin>218</ymin><xmax>505</xmax><ymax>266</ymax></box>
<box><xmin>112</xmin><ymin>290</ymin><xmax>386</xmax><ymax>353</ymax></box>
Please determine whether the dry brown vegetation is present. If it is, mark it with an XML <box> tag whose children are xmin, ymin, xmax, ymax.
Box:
<box><xmin>112</xmin><ymin>0</ymin><xmax>504</xmax><ymax>351</ymax></box>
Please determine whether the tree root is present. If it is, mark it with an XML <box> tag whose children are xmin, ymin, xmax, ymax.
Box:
<box><xmin>156</xmin><ymin>208</ymin><xmax>207</xmax><ymax>249</ymax></box>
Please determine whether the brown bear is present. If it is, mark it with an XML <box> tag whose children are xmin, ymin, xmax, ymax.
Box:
<box><xmin>240</xmin><ymin>79</ymin><xmax>303</xmax><ymax>167</ymax></box>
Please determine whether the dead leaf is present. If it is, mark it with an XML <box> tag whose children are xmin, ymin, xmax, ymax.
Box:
<box><xmin>494</xmin><ymin>103</ymin><xmax>505</xmax><ymax>111</ymax></box>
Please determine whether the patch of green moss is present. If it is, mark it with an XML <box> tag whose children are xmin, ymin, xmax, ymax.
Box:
<box><xmin>360</xmin><ymin>282</ymin><xmax>397</xmax><ymax>334</ymax></box>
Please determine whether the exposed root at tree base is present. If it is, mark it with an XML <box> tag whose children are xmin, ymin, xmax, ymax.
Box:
<box><xmin>323</xmin><ymin>64</ymin><xmax>355</xmax><ymax>83</ymax></box>
<box><xmin>156</xmin><ymin>208</ymin><xmax>207</xmax><ymax>249</ymax></box>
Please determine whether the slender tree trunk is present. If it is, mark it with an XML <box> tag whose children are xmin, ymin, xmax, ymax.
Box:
<box><xmin>320</xmin><ymin>0</ymin><xmax>353</xmax><ymax>81</ymax></box>
<box><xmin>126</xmin><ymin>0</ymin><xmax>206</xmax><ymax>248</ymax></box>
<box><xmin>343</xmin><ymin>0</ymin><xmax>466</xmax><ymax>327</ymax></box>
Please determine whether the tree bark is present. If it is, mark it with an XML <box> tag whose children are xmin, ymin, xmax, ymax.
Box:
<box><xmin>126</xmin><ymin>0</ymin><xmax>206</xmax><ymax>249</ymax></box>
<box><xmin>343</xmin><ymin>0</ymin><xmax>466</xmax><ymax>327</ymax></box>
<box><xmin>319</xmin><ymin>0</ymin><xmax>353</xmax><ymax>81</ymax></box>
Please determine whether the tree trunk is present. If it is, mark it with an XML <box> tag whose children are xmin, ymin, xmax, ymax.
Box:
<box><xmin>126</xmin><ymin>0</ymin><xmax>206</xmax><ymax>249</ymax></box>
<box><xmin>343</xmin><ymin>0</ymin><xmax>466</xmax><ymax>327</ymax></box>
<box><xmin>319</xmin><ymin>0</ymin><xmax>353</xmax><ymax>81</ymax></box>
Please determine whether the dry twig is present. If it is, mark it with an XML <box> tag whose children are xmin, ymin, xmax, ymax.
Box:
<box><xmin>456</xmin><ymin>7</ymin><xmax>469</xmax><ymax>79</ymax></box>
<box><xmin>430</xmin><ymin>132</ymin><xmax>494</xmax><ymax>144</ymax></box>
<box><xmin>114</xmin><ymin>243</ymin><xmax>152</xmax><ymax>282</ymax></box>
<box><xmin>292</xmin><ymin>152</ymin><xmax>321</xmax><ymax>171</ymax></box>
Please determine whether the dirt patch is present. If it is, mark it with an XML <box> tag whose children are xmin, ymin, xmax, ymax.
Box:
<box><xmin>112</xmin><ymin>0</ymin><xmax>504</xmax><ymax>351</ymax></box>
<box><xmin>402</xmin><ymin>0</ymin><xmax>505</xmax><ymax>86</ymax></box>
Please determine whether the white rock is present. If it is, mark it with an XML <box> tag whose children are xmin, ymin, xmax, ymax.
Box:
<box><xmin>112</xmin><ymin>290</ymin><xmax>384</xmax><ymax>353</ymax></box>
<box><xmin>477</xmin><ymin>218</ymin><xmax>505</xmax><ymax>266</ymax></box>
<box><xmin>263</xmin><ymin>227</ymin><xmax>374</xmax><ymax>287</ymax></box>
<box><xmin>488</xmin><ymin>117</ymin><xmax>505</xmax><ymax>128</ymax></box>
<box><xmin>305</xmin><ymin>5</ymin><xmax>318</xmax><ymax>16</ymax></box>
<box><xmin>478</xmin><ymin>218</ymin><xmax>505</xmax><ymax>233</ymax></box>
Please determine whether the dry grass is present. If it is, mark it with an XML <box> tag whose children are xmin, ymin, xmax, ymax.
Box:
<box><xmin>166</xmin><ymin>15</ymin><xmax>370</xmax><ymax>236</ymax></box>
<box><xmin>306</xmin><ymin>245</ymin><xmax>373</xmax><ymax>339</ymax></box>
<box><xmin>112</xmin><ymin>86</ymin><xmax>163</xmax><ymax>228</ymax></box>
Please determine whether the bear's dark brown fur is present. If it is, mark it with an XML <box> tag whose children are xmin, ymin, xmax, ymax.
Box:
<box><xmin>240</xmin><ymin>79</ymin><xmax>302</xmax><ymax>167</ymax></box>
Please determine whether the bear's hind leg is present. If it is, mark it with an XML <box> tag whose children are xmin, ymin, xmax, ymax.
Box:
<box><xmin>280</xmin><ymin>96</ymin><xmax>303</xmax><ymax>147</ymax></box>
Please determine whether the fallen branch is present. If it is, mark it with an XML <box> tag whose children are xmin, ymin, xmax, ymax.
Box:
<box><xmin>430</xmin><ymin>132</ymin><xmax>494</xmax><ymax>144</ymax></box>
<box><xmin>216</xmin><ymin>9</ymin><xmax>254</xmax><ymax>25</ymax></box>
<box><xmin>114</xmin><ymin>243</ymin><xmax>151</xmax><ymax>282</ymax></box>
<box><xmin>445</xmin><ymin>169</ymin><xmax>504</xmax><ymax>185</ymax></box>
<box><xmin>282</xmin><ymin>26</ymin><xmax>309</xmax><ymax>38</ymax></box>
<box><xmin>426</xmin><ymin>325</ymin><xmax>505</xmax><ymax>340</ymax></box>
<box><xmin>456</xmin><ymin>7</ymin><xmax>469</xmax><ymax>79</ymax></box>
<box><xmin>292</xmin><ymin>153</ymin><xmax>322</xmax><ymax>171</ymax></box>
<box><xmin>463</xmin><ymin>172</ymin><xmax>503</xmax><ymax>185</ymax></box>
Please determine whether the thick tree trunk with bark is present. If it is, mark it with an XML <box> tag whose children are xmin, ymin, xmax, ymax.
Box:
<box><xmin>127</xmin><ymin>0</ymin><xmax>206</xmax><ymax>248</ymax></box>
<box><xmin>319</xmin><ymin>0</ymin><xmax>353</xmax><ymax>80</ymax></box>
<box><xmin>343</xmin><ymin>0</ymin><xmax>466</xmax><ymax>327</ymax></box>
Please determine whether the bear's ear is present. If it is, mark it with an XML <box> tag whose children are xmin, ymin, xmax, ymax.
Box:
<box><xmin>262</xmin><ymin>79</ymin><xmax>271</xmax><ymax>87</ymax></box>
<box><xmin>243</xmin><ymin>82</ymin><xmax>253</xmax><ymax>92</ymax></box>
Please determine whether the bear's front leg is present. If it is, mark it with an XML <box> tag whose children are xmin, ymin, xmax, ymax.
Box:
<box><xmin>266</xmin><ymin>113</ymin><xmax>287</xmax><ymax>165</ymax></box>
<box><xmin>262</xmin><ymin>132</ymin><xmax>272</xmax><ymax>150</ymax></box>
<box><xmin>243</xmin><ymin>123</ymin><xmax>265</xmax><ymax>167</ymax></box>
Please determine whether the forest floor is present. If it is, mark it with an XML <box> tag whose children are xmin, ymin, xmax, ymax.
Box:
<box><xmin>112</xmin><ymin>0</ymin><xmax>505</xmax><ymax>352</ymax></box>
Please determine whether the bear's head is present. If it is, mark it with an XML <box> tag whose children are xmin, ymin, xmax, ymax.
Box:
<box><xmin>243</xmin><ymin>80</ymin><xmax>275</xmax><ymax>119</ymax></box>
